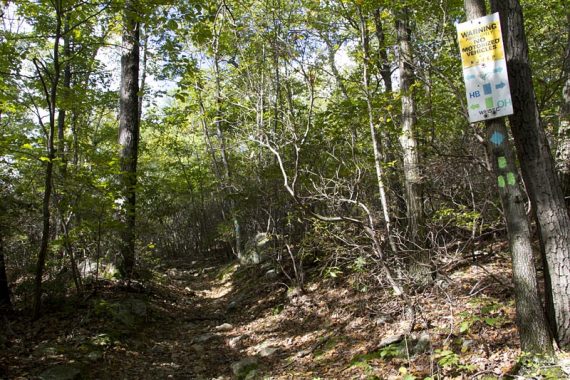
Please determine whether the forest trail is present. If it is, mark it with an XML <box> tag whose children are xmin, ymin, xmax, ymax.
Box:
<box><xmin>1</xmin><ymin>252</ymin><xmax>544</xmax><ymax>379</ymax></box>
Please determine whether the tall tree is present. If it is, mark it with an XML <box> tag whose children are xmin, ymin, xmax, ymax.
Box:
<box><xmin>396</xmin><ymin>6</ymin><xmax>430</xmax><ymax>283</ymax></box>
<box><xmin>463</xmin><ymin>0</ymin><xmax>554</xmax><ymax>356</ymax></box>
<box><xmin>357</xmin><ymin>5</ymin><xmax>397</xmax><ymax>254</ymax></box>
<box><xmin>491</xmin><ymin>0</ymin><xmax>570</xmax><ymax>349</ymax></box>
<box><xmin>32</xmin><ymin>0</ymin><xmax>63</xmax><ymax>319</ymax></box>
<box><xmin>556</xmin><ymin>6</ymin><xmax>570</xmax><ymax>199</ymax></box>
<box><xmin>0</xmin><ymin>225</ymin><xmax>11</xmax><ymax>313</ymax></box>
<box><xmin>118</xmin><ymin>0</ymin><xmax>141</xmax><ymax>278</ymax></box>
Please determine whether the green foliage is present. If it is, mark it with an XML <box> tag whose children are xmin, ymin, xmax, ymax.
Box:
<box><xmin>515</xmin><ymin>352</ymin><xmax>562</xmax><ymax>379</ymax></box>
<box><xmin>459</xmin><ymin>298</ymin><xmax>508</xmax><ymax>334</ymax></box>
<box><xmin>434</xmin><ymin>348</ymin><xmax>475</xmax><ymax>373</ymax></box>
<box><xmin>433</xmin><ymin>207</ymin><xmax>482</xmax><ymax>231</ymax></box>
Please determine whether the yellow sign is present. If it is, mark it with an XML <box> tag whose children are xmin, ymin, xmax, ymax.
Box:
<box><xmin>456</xmin><ymin>13</ymin><xmax>513</xmax><ymax>123</ymax></box>
<box><xmin>457</xmin><ymin>16</ymin><xmax>504</xmax><ymax>69</ymax></box>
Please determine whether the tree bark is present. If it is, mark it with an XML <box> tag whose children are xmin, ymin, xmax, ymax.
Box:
<box><xmin>33</xmin><ymin>0</ymin><xmax>62</xmax><ymax>320</ymax></box>
<box><xmin>374</xmin><ymin>8</ymin><xmax>393</xmax><ymax>93</ymax></box>
<box><xmin>213</xmin><ymin>10</ymin><xmax>242</xmax><ymax>259</ymax></box>
<box><xmin>464</xmin><ymin>0</ymin><xmax>553</xmax><ymax>354</ymax></box>
<box><xmin>556</xmin><ymin>8</ymin><xmax>570</xmax><ymax>201</ymax></box>
<box><xmin>0</xmin><ymin>233</ymin><xmax>11</xmax><ymax>313</ymax></box>
<box><xmin>396</xmin><ymin>8</ymin><xmax>431</xmax><ymax>284</ymax></box>
<box><xmin>358</xmin><ymin>7</ymin><xmax>397</xmax><ymax>254</ymax></box>
<box><xmin>374</xmin><ymin>8</ymin><xmax>407</xmax><ymax>222</ymax></box>
<box><xmin>118</xmin><ymin>0</ymin><xmax>140</xmax><ymax>279</ymax></box>
<box><xmin>491</xmin><ymin>0</ymin><xmax>570</xmax><ymax>349</ymax></box>
<box><xmin>396</xmin><ymin>11</ymin><xmax>423</xmax><ymax>238</ymax></box>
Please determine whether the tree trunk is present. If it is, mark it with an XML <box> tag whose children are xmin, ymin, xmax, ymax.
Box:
<box><xmin>556</xmin><ymin>8</ymin><xmax>570</xmax><ymax>201</ymax></box>
<box><xmin>397</xmin><ymin>10</ymin><xmax>423</xmax><ymax>239</ymax></box>
<box><xmin>374</xmin><ymin>8</ymin><xmax>393</xmax><ymax>93</ymax></box>
<box><xmin>491</xmin><ymin>0</ymin><xmax>570</xmax><ymax>349</ymax></box>
<box><xmin>213</xmin><ymin>12</ymin><xmax>242</xmax><ymax>259</ymax></box>
<box><xmin>374</xmin><ymin>8</ymin><xmax>407</xmax><ymax>222</ymax></box>
<box><xmin>57</xmin><ymin>14</ymin><xmax>71</xmax><ymax>171</ymax></box>
<box><xmin>118</xmin><ymin>0</ymin><xmax>140</xmax><ymax>279</ymax></box>
<box><xmin>0</xmin><ymin>233</ymin><xmax>11</xmax><ymax>313</ymax></box>
<box><xmin>396</xmin><ymin>8</ymin><xmax>431</xmax><ymax>284</ymax></box>
<box><xmin>33</xmin><ymin>0</ymin><xmax>62</xmax><ymax>320</ymax></box>
<box><xmin>358</xmin><ymin>7</ymin><xmax>397</xmax><ymax>254</ymax></box>
<box><xmin>463</xmin><ymin>0</ymin><xmax>553</xmax><ymax>355</ymax></box>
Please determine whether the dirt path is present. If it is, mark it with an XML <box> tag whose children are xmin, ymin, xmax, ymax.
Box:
<box><xmin>1</xmin><ymin>253</ymin><xmax>533</xmax><ymax>379</ymax></box>
<box><xmin>92</xmin><ymin>260</ymin><xmax>261</xmax><ymax>379</ymax></box>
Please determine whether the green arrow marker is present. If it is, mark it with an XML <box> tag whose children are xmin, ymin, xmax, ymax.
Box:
<box><xmin>470</xmin><ymin>104</ymin><xmax>480</xmax><ymax>110</ymax></box>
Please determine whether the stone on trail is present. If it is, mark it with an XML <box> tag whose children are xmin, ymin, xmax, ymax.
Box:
<box><xmin>214</xmin><ymin>323</ymin><xmax>233</xmax><ymax>332</ymax></box>
<box><xmin>254</xmin><ymin>340</ymin><xmax>279</xmax><ymax>357</ymax></box>
<box><xmin>39</xmin><ymin>365</ymin><xmax>81</xmax><ymax>380</ymax></box>
<box><xmin>258</xmin><ymin>346</ymin><xmax>278</xmax><ymax>357</ymax></box>
<box><xmin>230</xmin><ymin>358</ymin><xmax>258</xmax><ymax>380</ymax></box>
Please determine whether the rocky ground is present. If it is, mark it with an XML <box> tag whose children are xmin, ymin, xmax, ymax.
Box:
<box><xmin>1</xmin><ymin>251</ymin><xmax>569</xmax><ymax>379</ymax></box>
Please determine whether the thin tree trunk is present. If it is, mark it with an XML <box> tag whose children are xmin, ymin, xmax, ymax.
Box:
<box><xmin>213</xmin><ymin>12</ymin><xmax>242</xmax><ymax>258</ymax></box>
<box><xmin>396</xmin><ymin>9</ymin><xmax>430</xmax><ymax>283</ymax></box>
<box><xmin>358</xmin><ymin>8</ymin><xmax>397</xmax><ymax>254</ymax></box>
<box><xmin>33</xmin><ymin>1</ymin><xmax>62</xmax><ymax>320</ymax></box>
<box><xmin>0</xmin><ymin>233</ymin><xmax>11</xmax><ymax>313</ymax></box>
<box><xmin>556</xmin><ymin>8</ymin><xmax>570</xmax><ymax>201</ymax></box>
<box><xmin>374</xmin><ymin>9</ymin><xmax>406</xmax><ymax>222</ymax></box>
<box><xmin>138</xmin><ymin>26</ymin><xmax>148</xmax><ymax>121</ymax></box>
<box><xmin>374</xmin><ymin>9</ymin><xmax>393</xmax><ymax>93</ymax></box>
<box><xmin>321</xmin><ymin>32</ymin><xmax>348</xmax><ymax>99</ymax></box>
<box><xmin>491</xmin><ymin>0</ymin><xmax>570</xmax><ymax>349</ymax></box>
<box><xmin>397</xmin><ymin>9</ymin><xmax>423</xmax><ymax>241</ymax></box>
<box><xmin>118</xmin><ymin>0</ymin><xmax>140</xmax><ymax>279</ymax></box>
<box><xmin>57</xmin><ymin>15</ymin><xmax>71</xmax><ymax>170</ymax></box>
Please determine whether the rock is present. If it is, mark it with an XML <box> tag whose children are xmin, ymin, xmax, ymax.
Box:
<box><xmin>561</xmin><ymin>356</ymin><xmax>570</xmax><ymax>376</ymax></box>
<box><xmin>215</xmin><ymin>323</ymin><xmax>233</xmax><ymax>332</ymax></box>
<box><xmin>254</xmin><ymin>340</ymin><xmax>279</xmax><ymax>357</ymax></box>
<box><xmin>77</xmin><ymin>259</ymin><xmax>98</xmax><ymax>278</ymax></box>
<box><xmin>258</xmin><ymin>346</ymin><xmax>278</xmax><ymax>357</ymax></box>
<box><xmin>240</xmin><ymin>232</ymin><xmax>273</xmax><ymax>265</ymax></box>
<box><xmin>411</xmin><ymin>333</ymin><xmax>431</xmax><ymax>354</ymax></box>
<box><xmin>228</xmin><ymin>335</ymin><xmax>244</xmax><ymax>349</ymax></box>
<box><xmin>265</xmin><ymin>269</ymin><xmax>278</xmax><ymax>280</ymax></box>
<box><xmin>39</xmin><ymin>365</ymin><xmax>81</xmax><ymax>380</ymax></box>
<box><xmin>374</xmin><ymin>314</ymin><xmax>394</xmax><ymax>325</ymax></box>
<box><xmin>231</xmin><ymin>358</ymin><xmax>258</xmax><ymax>380</ymax></box>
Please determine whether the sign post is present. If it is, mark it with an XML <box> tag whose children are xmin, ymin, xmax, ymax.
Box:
<box><xmin>457</xmin><ymin>13</ymin><xmax>513</xmax><ymax>123</ymax></box>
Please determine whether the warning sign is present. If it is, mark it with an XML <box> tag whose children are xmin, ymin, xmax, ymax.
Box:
<box><xmin>457</xmin><ymin>13</ymin><xmax>513</xmax><ymax>123</ymax></box>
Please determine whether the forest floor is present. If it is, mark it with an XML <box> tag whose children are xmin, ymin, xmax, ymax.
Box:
<box><xmin>1</xmin><ymin>246</ymin><xmax>569</xmax><ymax>379</ymax></box>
